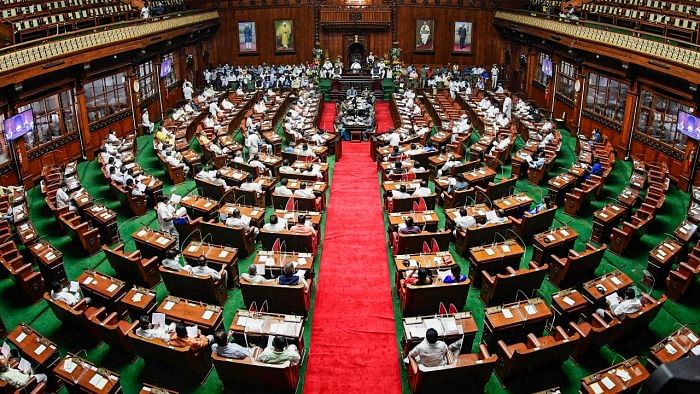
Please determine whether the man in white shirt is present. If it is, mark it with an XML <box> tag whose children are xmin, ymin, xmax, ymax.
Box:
<box><xmin>274</xmin><ymin>178</ymin><xmax>293</xmax><ymax>197</ymax></box>
<box><xmin>0</xmin><ymin>356</ymin><xmax>48</xmax><ymax>388</ymax></box>
<box><xmin>490</xmin><ymin>133</ymin><xmax>511</xmax><ymax>155</ymax></box>
<box><xmin>293</xmin><ymin>182</ymin><xmax>316</xmax><ymax>199</ymax></box>
<box><xmin>209</xmin><ymin>101</ymin><xmax>222</xmax><ymax>119</ymax></box>
<box><xmin>135</xmin><ymin>315</ymin><xmax>175</xmax><ymax>342</ymax></box>
<box><xmin>224</xmin><ymin>208</ymin><xmax>258</xmax><ymax>236</ymax></box>
<box><xmin>141</xmin><ymin>109</ymin><xmax>153</xmax><ymax>134</ymax></box>
<box><xmin>164</xmin><ymin>151</ymin><xmax>190</xmax><ymax>176</ymax></box>
<box><xmin>262</xmin><ymin>215</ymin><xmax>288</xmax><ymax>232</ymax></box>
<box><xmin>412</xmin><ymin>180</ymin><xmax>432</xmax><ymax>197</ymax></box>
<box><xmin>50</xmin><ymin>281</ymin><xmax>86</xmax><ymax>306</ymax></box>
<box><xmin>246</xmin><ymin>131</ymin><xmax>262</xmax><ymax>155</ymax></box>
<box><xmin>438</xmin><ymin>157</ymin><xmax>458</xmax><ymax>177</ymax></box>
<box><xmin>387</xmin><ymin>129</ymin><xmax>401</xmax><ymax>147</ymax></box>
<box><xmin>240</xmin><ymin>265</ymin><xmax>268</xmax><ymax>283</ymax></box>
<box><xmin>453</xmin><ymin>207</ymin><xmax>476</xmax><ymax>234</ymax></box>
<box><xmin>156</xmin><ymin>195</ymin><xmax>178</xmax><ymax>241</ymax></box>
<box><xmin>240</xmin><ymin>175</ymin><xmax>263</xmax><ymax>195</ymax></box>
<box><xmin>191</xmin><ymin>256</ymin><xmax>224</xmax><ymax>281</ymax></box>
<box><xmin>597</xmin><ymin>288</ymin><xmax>642</xmax><ymax>320</ymax></box>
<box><xmin>55</xmin><ymin>182</ymin><xmax>76</xmax><ymax>211</ymax></box>
<box><xmin>182</xmin><ymin>80</ymin><xmax>194</xmax><ymax>101</ymax></box>
<box><xmin>502</xmin><ymin>93</ymin><xmax>512</xmax><ymax>120</ymax></box>
<box><xmin>407</xmin><ymin>328</ymin><xmax>451</xmax><ymax>367</ymax></box>
<box><xmin>490</xmin><ymin>64</ymin><xmax>499</xmax><ymax>90</ymax></box>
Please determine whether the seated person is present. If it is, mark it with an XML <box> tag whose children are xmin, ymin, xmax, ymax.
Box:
<box><xmin>279</xmin><ymin>159</ymin><xmax>299</xmax><ymax>175</ymax></box>
<box><xmin>405</xmin><ymin>267</ymin><xmax>433</xmax><ymax>286</ymax></box>
<box><xmin>277</xmin><ymin>262</ymin><xmax>309</xmax><ymax>292</ymax></box>
<box><xmin>262</xmin><ymin>215</ymin><xmax>288</xmax><ymax>232</ymax></box>
<box><xmin>483</xmin><ymin>209</ymin><xmax>508</xmax><ymax>225</ymax></box>
<box><xmin>453</xmin><ymin>207</ymin><xmax>476</xmax><ymax>233</ymax></box>
<box><xmin>407</xmin><ymin>328</ymin><xmax>459</xmax><ymax>367</ymax></box>
<box><xmin>398</xmin><ymin>217</ymin><xmax>422</xmax><ymax>234</ymax></box>
<box><xmin>442</xmin><ymin>265</ymin><xmax>467</xmax><ymax>283</ymax></box>
<box><xmin>390</xmin><ymin>185</ymin><xmax>410</xmax><ymax>200</ymax></box>
<box><xmin>224</xmin><ymin>208</ymin><xmax>259</xmax><ymax>236</ymax></box>
<box><xmin>161</xmin><ymin>249</ymin><xmax>191</xmax><ymax>271</ymax></box>
<box><xmin>50</xmin><ymin>280</ymin><xmax>89</xmax><ymax>306</ymax></box>
<box><xmin>289</xmin><ymin>214</ymin><xmax>317</xmax><ymax>238</ymax></box>
<box><xmin>442</xmin><ymin>173</ymin><xmax>469</xmax><ymax>200</ymax></box>
<box><xmin>256</xmin><ymin>336</ymin><xmax>301</xmax><ymax>366</ymax></box>
<box><xmin>589</xmin><ymin>158</ymin><xmax>603</xmax><ymax>177</ymax></box>
<box><xmin>240</xmin><ymin>175</ymin><xmax>264</xmax><ymax>195</ymax></box>
<box><xmin>240</xmin><ymin>265</ymin><xmax>268</xmax><ymax>284</ymax></box>
<box><xmin>135</xmin><ymin>314</ymin><xmax>175</xmax><ymax>341</ymax></box>
<box><xmin>438</xmin><ymin>157</ymin><xmax>458</xmax><ymax>177</ymax></box>
<box><xmin>211</xmin><ymin>330</ymin><xmax>250</xmax><ymax>359</ymax></box>
<box><xmin>412</xmin><ymin>180</ymin><xmax>432</xmax><ymax>197</ymax></box>
<box><xmin>190</xmin><ymin>256</ymin><xmax>224</xmax><ymax>281</ymax></box>
<box><xmin>596</xmin><ymin>287</ymin><xmax>642</xmax><ymax>320</ymax></box>
<box><xmin>0</xmin><ymin>355</ymin><xmax>47</xmax><ymax>388</ymax></box>
<box><xmin>275</xmin><ymin>178</ymin><xmax>293</xmax><ymax>197</ymax></box>
<box><xmin>168</xmin><ymin>322</ymin><xmax>212</xmax><ymax>351</ymax></box>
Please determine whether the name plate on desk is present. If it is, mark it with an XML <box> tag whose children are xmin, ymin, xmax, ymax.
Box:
<box><xmin>156</xmin><ymin>237</ymin><xmax>170</xmax><ymax>245</ymax></box>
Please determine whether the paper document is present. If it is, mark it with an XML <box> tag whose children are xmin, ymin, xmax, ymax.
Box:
<box><xmin>106</xmin><ymin>284</ymin><xmax>118</xmax><ymax>293</ymax></box>
<box><xmin>202</xmin><ymin>310</ymin><xmax>214</xmax><ymax>320</ymax></box>
<box><xmin>34</xmin><ymin>344</ymin><xmax>46</xmax><ymax>355</ymax></box>
<box><xmin>245</xmin><ymin>318</ymin><xmax>265</xmax><ymax>332</ymax></box>
<box><xmin>601</xmin><ymin>377</ymin><xmax>616</xmax><ymax>390</ymax></box>
<box><xmin>18</xmin><ymin>358</ymin><xmax>31</xmax><ymax>373</ymax></box>
<box><xmin>89</xmin><ymin>373</ymin><xmax>108</xmax><ymax>390</ymax></box>
<box><xmin>664</xmin><ymin>343</ymin><xmax>677</xmax><ymax>355</ymax></box>
<box><xmin>132</xmin><ymin>293</ymin><xmax>143</xmax><ymax>303</ymax></box>
<box><xmin>152</xmin><ymin>313</ymin><xmax>166</xmax><ymax>327</ymax></box>
<box><xmin>502</xmin><ymin>308</ymin><xmax>513</xmax><ymax>319</ymax></box>
<box><xmin>16</xmin><ymin>332</ymin><xmax>26</xmax><ymax>343</ymax></box>
<box><xmin>589</xmin><ymin>382</ymin><xmax>603</xmax><ymax>394</ymax></box>
<box><xmin>185</xmin><ymin>326</ymin><xmax>198</xmax><ymax>338</ymax></box>
<box><xmin>525</xmin><ymin>304</ymin><xmax>537</xmax><ymax>315</ymax></box>
<box><xmin>563</xmin><ymin>296</ymin><xmax>576</xmax><ymax>306</ymax></box>
<box><xmin>63</xmin><ymin>358</ymin><xmax>77</xmax><ymax>373</ymax></box>
<box><xmin>423</xmin><ymin>318</ymin><xmax>443</xmax><ymax>336</ymax></box>
<box><xmin>610</xmin><ymin>276</ymin><xmax>622</xmax><ymax>286</ymax></box>
<box><xmin>440</xmin><ymin>317</ymin><xmax>459</xmax><ymax>335</ymax></box>
<box><xmin>163</xmin><ymin>301</ymin><xmax>175</xmax><ymax>311</ymax></box>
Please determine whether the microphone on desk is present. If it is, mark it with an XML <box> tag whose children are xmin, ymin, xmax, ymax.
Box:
<box><xmin>179</xmin><ymin>229</ymin><xmax>203</xmax><ymax>253</ymax></box>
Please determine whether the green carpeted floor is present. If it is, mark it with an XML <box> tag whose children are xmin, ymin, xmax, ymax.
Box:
<box><xmin>381</xmin><ymin>128</ymin><xmax>698</xmax><ymax>393</ymax></box>
<box><xmin>0</xmin><ymin>126</ymin><xmax>332</xmax><ymax>393</ymax></box>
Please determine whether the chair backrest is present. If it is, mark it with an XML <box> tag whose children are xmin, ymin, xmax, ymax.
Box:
<box><xmin>272</xmin><ymin>194</ymin><xmax>316</xmax><ymax>211</ymax></box>
<box><xmin>498</xmin><ymin>330</ymin><xmax>579</xmax><ymax>379</ymax></box>
<box><xmin>259</xmin><ymin>230</ymin><xmax>314</xmax><ymax>253</ymax></box>
<box><xmin>232</xmin><ymin>187</ymin><xmax>260</xmax><ymax>207</ymax></box>
<box><xmin>391</xmin><ymin>195</ymin><xmax>437</xmax><ymax>213</ymax></box>
<box><xmin>409</xmin><ymin>347</ymin><xmax>497</xmax><ymax>392</ymax></box>
<box><xmin>200</xmin><ymin>220</ymin><xmax>254</xmax><ymax>256</ymax></box>
<box><xmin>395</xmin><ymin>231</ymin><xmax>451</xmax><ymax>254</ymax></box>
<box><xmin>212</xmin><ymin>352</ymin><xmax>300</xmax><ymax>391</ymax></box>
<box><xmin>240</xmin><ymin>280</ymin><xmax>310</xmax><ymax>316</ymax></box>
<box><xmin>195</xmin><ymin>177</ymin><xmax>225</xmax><ymax>201</ymax></box>
<box><xmin>484</xmin><ymin>176</ymin><xmax>518</xmax><ymax>201</ymax></box>
<box><xmin>159</xmin><ymin>267</ymin><xmax>227</xmax><ymax>306</ymax></box>
<box><xmin>481</xmin><ymin>262</ymin><xmax>548</xmax><ymax>306</ymax></box>
<box><xmin>514</xmin><ymin>206</ymin><xmax>557</xmax><ymax>238</ymax></box>
<box><xmin>102</xmin><ymin>244</ymin><xmax>160</xmax><ymax>288</ymax></box>
<box><xmin>401</xmin><ymin>280</ymin><xmax>470</xmax><ymax>316</ymax></box>
<box><xmin>457</xmin><ymin>220</ymin><xmax>511</xmax><ymax>252</ymax></box>
<box><xmin>127</xmin><ymin>331</ymin><xmax>212</xmax><ymax>377</ymax></box>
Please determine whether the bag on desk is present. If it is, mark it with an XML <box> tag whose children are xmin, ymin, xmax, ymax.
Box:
<box><xmin>173</xmin><ymin>217</ymin><xmax>189</xmax><ymax>225</ymax></box>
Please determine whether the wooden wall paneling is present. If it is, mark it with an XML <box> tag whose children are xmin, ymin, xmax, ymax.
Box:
<box><xmin>395</xmin><ymin>7</ymin><xmax>504</xmax><ymax>67</ymax></box>
<box><xmin>209</xmin><ymin>7</ymin><xmax>316</xmax><ymax>66</ymax></box>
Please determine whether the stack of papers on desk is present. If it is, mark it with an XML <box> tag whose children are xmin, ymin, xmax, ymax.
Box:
<box><xmin>270</xmin><ymin>322</ymin><xmax>296</xmax><ymax>336</ymax></box>
<box><xmin>89</xmin><ymin>373</ymin><xmax>109</xmax><ymax>390</ymax></box>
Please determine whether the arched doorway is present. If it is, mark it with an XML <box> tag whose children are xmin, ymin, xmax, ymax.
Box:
<box><xmin>347</xmin><ymin>42</ymin><xmax>366</xmax><ymax>68</ymax></box>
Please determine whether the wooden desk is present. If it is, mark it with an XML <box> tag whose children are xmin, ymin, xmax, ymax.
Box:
<box><xmin>252</xmin><ymin>250</ymin><xmax>314</xmax><ymax>278</ymax></box>
<box><xmin>592</xmin><ymin>204</ymin><xmax>627</xmax><ymax>244</ymax></box>
<box><xmin>493</xmin><ymin>194</ymin><xmax>533</xmax><ymax>217</ymax></box>
<box><xmin>27</xmin><ymin>240</ymin><xmax>67</xmax><ymax>287</ymax></box>
<box><xmin>468</xmin><ymin>241</ymin><xmax>525</xmax><ymax>286</ymax></box>
<box><xmin>73</xmin><ymin>191</ymin><xmax>94</xmax><ymax>212</ymax></box>
<box><xmin>219</xmin><ymin>203</ymin><xmax>265</xmax><ymax>228</ymax></box>
<box><xmin>402</xmin><ymin>312</ymin><xmax>477</xmax><ymax>355</ymax></box>
<box><xmin>582</xmin><ymin>270</ymin><xmax>634</xmax><ymax>306</ymax></box>
<box><xmin>547</xmin><ymin>172</ymin><xmax>578</xmax><ymax>204</ymax></box>
<box><xmin>428</xmin><ymin>153</ymin><xmax>463</xmax><ymax>171</ymax></box>
<box><xmin>53</xmin><ymin>354</ymin><xmax>121</xmax><ymax>394</ymax></box>
<box><xmin>155</xmin><ymin>296</ymin><xmax>223</xmax><ymax>334</ymax></box>
<box><xmin>645</xmin><ymin>239</ymin><xmax>683</xmax><ymax>288</ymax></box>
<box><xmin>7</xmin><ymin>324</ymin><xmax>60</xmax><ymax>371</ymax></box>
<box><xmin>482</xmin><ymin>298</ymin><xmax>552</xmax><ymax>347</ymax></box>
<box><xmin>118</xmin><ymin>287</ymin><xmax>157</xmax><ymax>321</ymax></box>
<box><xmin>617</xmin><ymin>187</ymin><xmax>640</xmax><ymax>209</ymax></box>
<box><xmin>393</xmin><ymin>252</ymin><xmax>454</xmax><ymax>290</ymax></box>
<box><xmin>462</xmin><ymin>167</ymin><xmax>497</xmax><ymax>188</ymax></box>
<box><xmin>84</xmin><ymin>205</ymin><xmax>120</xmax><ymax>245</ymax></box>
<box><xmin>580</xmin><ymin>357</ymin><xmax>649</xmax><ymax>393</ymax></box>
<box><xmin>285</xmin><ymin>179</ymin><xmax>328</xmax><ymax>205</ymax></box>
<box><xmin>273</xmin><ymin>209</ymin><xmax>322</xmax><ymax>227</ymax></box>
<box><xmin>229</xmin><ymin>310</ymin><xmax>305</xmax><ymax>349</ymax></box>
<box><xmin>16</xmin><ymin>221</ymin><xmax>39</xmax><ymax>246</ymax></box>
<box><xmin>78</xmin><ymin>270</ymin><xmax>127</xmax><ymax>308</ymax></box>
<box><xmin>180</xmin><ymin>195</ymin><xmax>219</xmax><ymax>221</ymax></box>
<box><xmin>387</xmin><ymin>211</ymin><xmax>439</xmax><ymax>232</ymax></box>
<box><xmin>219</xmin><ymin>166</ymin><xmax>250</xmax><ymax>187</ymax></box>
<box><xmin>444</xmin><ymin>205</ymin><xmax>491</xmax><ymax>226</ymax></box>
<box><xmin>649</xmin><ymin>327</ymin><xmax>700</xmax><ymax>367</ymax></box>
<box><xmin>182</xmin><ymin>241</ymin><xmax>239</xmax><ymax>286</ymax></box>
<box><xmin>257</xmin><ymin>154</ymin><xmax>283</xmax><ymax>175</ymax></box>
<box><xmin>140</xmin><ymin>384</ymin><xmax>177</xmax><ymax>394</ymax></box>
<box><xmin>551</xmin><ymin>289</ymin><xmax>590</xmax><ymax>326</ymax></box>
<box><xmin>382</xmin><ymin>180</ymin><xmax>421</xmax><ymax>194</ymax></box>
<box><xmin>674</xmin><ymin>219</ymin><xmax>698</xmax><ymax>244</ymax></box>
<box><xmin>532</xmin><ymin>227</ymin><xmax>578</xmax><ymax>266</ymax></box>
<box><xmin>132</xmin><ymin>228</ymin><xmax>177</xmax><ymax>260</ymax></box>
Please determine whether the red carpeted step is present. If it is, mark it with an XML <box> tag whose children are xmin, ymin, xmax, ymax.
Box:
<box><xmin>304</xmin><ymin>143</ymin><xmax>401</xmax><ymax>393</ymax></box>
<box><xmin>374</xmin><ymin>101</ymin><xmax>393</xmax><ymax>135</ymax></box>
<box><xmin>319</xmin><ymin>103</ymin><xmax>337</xmax><ymax>133</ymax></box>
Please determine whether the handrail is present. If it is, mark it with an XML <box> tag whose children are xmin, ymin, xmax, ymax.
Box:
<box><xmin>495</xmin><ymin>10</ymin><xmax>700</xmax><ymax>70</ymax></box>
<box><xmin>0</xmin><ymin>10</ymin><xmax>218</xmax><ymax>75</ymax></box>
<box><xmin>0</xmin><ymin>8</ymin><xmax>205</xmax><ymax>57</ymax></box>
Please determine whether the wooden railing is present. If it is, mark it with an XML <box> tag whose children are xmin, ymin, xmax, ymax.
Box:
<box><xmin>0</xmin><ymin>10</ymin><xmax>218</xmax><ymax>75</ymax></box>
<box><xmin>495</xmin><ymin>10</ymin><xmax>700</xmax><ymax>70</ymax></box>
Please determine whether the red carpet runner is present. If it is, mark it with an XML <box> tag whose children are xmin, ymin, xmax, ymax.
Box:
<box><xmin>375</xmin><ymin>101</ymin><xmax>393</xmax><ymax>134</ymax></box>
<box><xmin>318</xmin><ymin>102</ymin><xmax>337</xmax><ymax>132</ymax></box>
<box><xmin>304</xmin><ymin>143</ymin><xmax>401</xmax><ymax>393</ymax></box>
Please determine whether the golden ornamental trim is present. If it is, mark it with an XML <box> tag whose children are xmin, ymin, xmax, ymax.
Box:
<box><xmin>495</xmin><ymin>11</ymin><xmax>700</xmax><ymax>70</ymax></box>
<box><xmin>0</xmin><ymin>11</ymin><xmax>219</xmax><ymax>74</ymax></box>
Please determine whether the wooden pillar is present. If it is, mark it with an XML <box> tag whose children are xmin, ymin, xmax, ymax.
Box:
<box><xmin>620</xmin><ymin>80</ymin><xmax>639</xmax><ymax>159</ymax></box>
<box><xmin>127</xmin><ymin>67</ymin><xmax>143</xmax><ymax>136</ymax></box>
<box><xmin>525</xmin><ymin>47</ymin><xmax>538</xmax><ymax>99</ymax></box>
<box><xmin>75</xmin><ymin>67</ymin><xmax>94</xmax><ymax>160</ymax></box>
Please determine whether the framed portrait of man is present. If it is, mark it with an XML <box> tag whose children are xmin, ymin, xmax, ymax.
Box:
<box><xmin>415</xmin><ymin>20</ymin><xmax>434</xmax><ymax>52</ymax></box>
<box><xmin>453</xmin><ymin>21</ymin><xmax>473</xmax><ymax>54</ymax></box>
<box><xmin>275</xmin><ymin>20</ymin><xmax>294</xmax><ymax>53</ymax></box>
<box><xmin>238</xmin><ymin>21</ymin><xmax>257</xmax><ymax>54</ymax></box>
